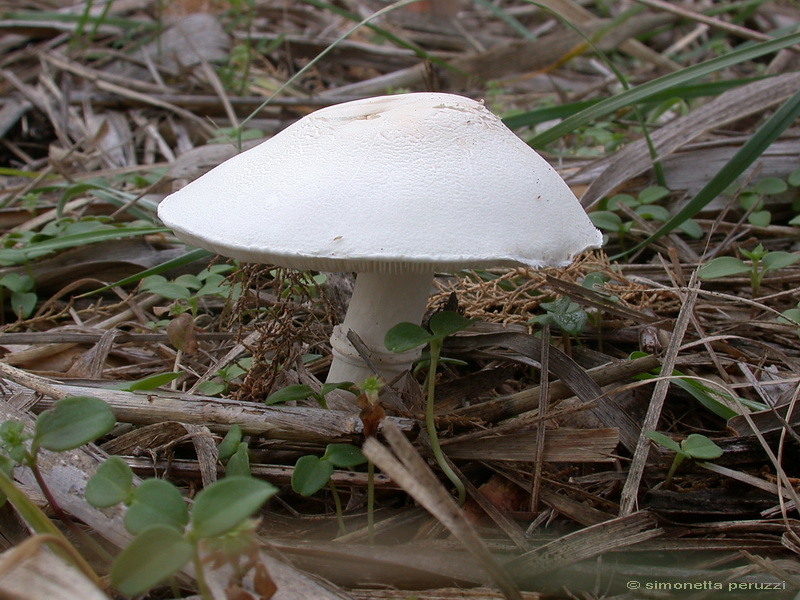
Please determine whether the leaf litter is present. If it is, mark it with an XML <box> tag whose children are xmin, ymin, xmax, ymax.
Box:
<box><xmin>0</xmin><ymin>0</ymin><xmax>799</xmax><ymax>598</ymax></box>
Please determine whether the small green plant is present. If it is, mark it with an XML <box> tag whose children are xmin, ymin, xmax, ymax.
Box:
<box><xmin>385</xmin><ymin>311</ymin><xmax>474</xmax><ymax>505</ymax></box>
<box><xmin>196</xmin><ymin>358</ymin><xmax>254</xmax><ymax>396</ymax></box>
<box><xmin>645</xmin><ymin>431</ymin><xmax>723</xmax><ymax>487</ymax></box>
<box><xmin>590</xmin><ymin>186</ymin><xmax>703</xmax><ymax>247</ymax></box>
<box><xmin>0</xmin><ymin>273</ymin><xmax>37</xmax><ymax>319</ymax></box>
<box><xmin>86</xmin><ymin>455</ymin><xmax>276</xmax><ymax>597</ymax></box>
<box><xmin>292</xmin><ymin>443</ymin><xmax>367</xmax><ymax>534</ymax></box>
<box><xmin>264</xmin><ymin>381</ymin><xmax>354</xmax><ymax>409</ymax></box>
<box><xmin>140</xmin><ymin>264</ymin><xmax>241</xmax><ymax>317</ymax></box>
<box><xmin>737</xmin><ymin>177</ymin><xmax>788</xmax><ymax>227</ymax></box>
<box><xmin>698</xmin><ymin>243</ymin><xmax>799</xmax><ymax>296</ymax></box>
<box><xmin>530</xmin><ymin>295</ymin><xmax>588</xmax><ymax>338</ymax></box>
<box><xmin>217</xmin><ymin>424</ymin><xmax>251</xmax><ymax>477</ymax></box>
<box><xmin>0</xmin><ymin>396</ymin><xmax>116</xmax><ymax>586</ymax></box>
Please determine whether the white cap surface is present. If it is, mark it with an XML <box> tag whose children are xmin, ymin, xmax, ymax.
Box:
<box><xmin>158</xmin><ymin>92</ymin><xmax>602</xmax><ymax>273</ymax></box>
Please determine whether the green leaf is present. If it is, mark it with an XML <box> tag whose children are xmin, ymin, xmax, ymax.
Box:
<box><xmin>112</xmin><ymin>371</ymin><xmax>182</xmax><ymax>392</ymax></box>
<box><xmin>551</xmin><ymin>308</ymin><xmax>588</xmax><ymax>337</ymax></box>
<box><xmin>292</xmin><ymin>455</ymin><xmax>334</xmax><ymax>497</ymax></box>
<box><xmin>635</xmin><ymin>204</ymin><xmax>670</xmax><ymax>221</ymax></box>
<box><xmin>124</xmin><ymin>478</ymin><xmax>189</xmax><ymax>535</ymax></box>
<box><xmin>319</xmin><ymin>381</ymin><xmax>355</xmax><ymax>396</ymax></box>
<box><xmin>645</xmin><ymin>431</ymin><xmax>683</xmax><ymax>454</ymax></box>
<box><xmin>225</xmin><ymin>443</ymin><xmax>251</xmax><ymax>478</ymax></box>
<box><xmin>589</xmin><ymin>210</ymin><xmax>623</xmax><ymax>232</ymax></box>
<box><xmin>681</xmin><ymin>434</ymin><xmax>723</xmax><ymax>460</ymax></box>
<box><xmin>747</xmin><ymin>210</ymin><xmax>771</xmax><ymax>227</ymax></box>
<box><xmin>11</xmin><ymin>291</ymin><xmax>37</xmax><ymax>319</ymax></box>
<box><xmin>33</xmin><ymin>396</ymin><xmax>115</xmax><ymax>453</ymax></box>
<box><xmin>762</xmin><ymin>251</ymin><xmax>799</xmax><ymax>272</ymax></box>
<box><xmin>697</xmin><ymin>257</ymin><xmax>750</xmax><ymax>279</ymax></box>
<box><xmin>778</xmin><ymin>307</ymin><xmax>800</xmax><ymax>327</ymax></box>
<box><xmin>322</xmin><ymin>443</ymin><xmax>367</xmax><ymax>468</ymax></box>
<box><xmin>264</xmin><ymin>384</ymin><xmax>315</xmax><ymax>406</ymax></box>
<box><xmin>671</xmin><ymin>378</ymin><xmax>738</xmax><ymax>420</ymax></box>
<box><xmin>428</xmin><ymin>311</ymin><xmax>473</xmax><ymax>340</ymax></box>
<box><xmin>788</xmin><ymin>167</ymin><xmax>800</xmax><ymax>187</ymax></box>
<box><xmin>141</xmin><ymin>280</ymin><xmax>192</xmax><ymax>301</ymax></box>
<box><xmin>85</xmin><ymin>456</ymin><xmax>133</xmax><ymax>508</ymax></box>
<box><xmin>637</xmin><ymin>186</ymin><xmax>670</xmax><ymax>204</ymax></box>
<box><xmin>0</xmin><ymin>273</ymin><xmax>34</xmax><ymax>293</ymax></box>
<box><xmin>190</xmin><ymin>476</ymin><xmax>276</xmax><ymax>539</ymax></box>
<box><xmin>606</xmin><ymin>194</ymin><xmax>637</xmax><ymax>210</ymax></box>
<box><xmin>196</xmin><ymin>380</ymin><xmax>226</xmax><ymax>396</ymax></box>
<box><xmin>384</xmin><ymin>322</ymin><xmax>433</xmax><ymax>353</ymax></box>
<box><xmin>678</xmin><ymin>219</ymin><xmax>704</xmax><ymax>239</ymax></box>
<box><xmin>217</xmin><ymin>424</ymin><xmax>242</xmax><ymax>461</ymax></box>
<box><xmin>754</xmin><ymin>177</ymin><xmax>788</xmax><ymax>195</ymax></box>
<box><xmin>173</xmin><ymin>274</ymin><xmax>203</xmax><ymax>290</ymax></box>
<box><xmin>110</xmin><ymin>525</ymin><xmax>193</xmax><ymax>596</ymax></box>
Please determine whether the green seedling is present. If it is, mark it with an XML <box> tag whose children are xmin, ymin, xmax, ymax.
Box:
<box><xmin>0</xmin><ymin>273</ymin><xmax>37</xmax><ymax>320</ymax></box>
<box><xmin>385</xmin><ymin>311</ymin><xmax>474</xmax><ymax>506</ymax></box>
<box><xmin>0</xmin><ymin>396</ymin><xmax>116</xmax><ymax>587</ymax></box>
<box><xmin>217</xmin><ymin>425</ymin><xmax>251</xmax><ymax>477</ymax></box>
<box><xmin>86</xmin><ymin>454</ymin><xmax>276</xmax><ymax>597</ymax></box>
<box><xmin>264</xmin><ymin>381</ymin><xmax>354</xmax><ymax>409</ymax></box>
<box><xmin>698</xmin><ymin>243</ymin><xmax>799</xmax><ymax>296</ymax></box>
<box><xmin>591</xmin><ymin>186</ymin><xmax>702</xmax><ymax>248</ymax></box>
<box><xmin>292</xmin><ymin>443</ymin><xmax>367</xmax><ymax>535</ymax></box>
<box><xmin>196</xmin><ymin>358</ymin><xmax>254</xmax><ymax>396</ymax></box>
<box><xmin>646</xmin><ymin>431</ymin><xmax>723</xmax><ymax>487</ymax></box>
<box><xmin>531</xmin><ymin>295</ymin><xmax>588</xmax><ymax>338</ymax></box>
<box><xmin>140</xmin><ymin>264</ymin><xmax>241</xmax><ymax>317</ymax></box>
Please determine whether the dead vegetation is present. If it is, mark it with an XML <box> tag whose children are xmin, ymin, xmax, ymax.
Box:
<box><xmin>0</xmin><ymin>0</ymin><xmax>799</xmax><ymax>598</ymax></box>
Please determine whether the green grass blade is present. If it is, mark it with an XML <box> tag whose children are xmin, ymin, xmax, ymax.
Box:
<box><xmin>527</xmin><ymin>30</ymin><xmax>800</xmax><ymax>148</ymax></box>
<box><xmin>619</xmin><ymin>87</ymin><xmax>800</xmax><ymax>257</ymax></box>
<box><xmin>0</xmin><ymin>226</ymin><xmax>168</xmax><ymax>265</ymax></box>
<box><xmin>503</xmin><ymin>78</ymin><xmax>762</xmax><ymax>131</ymax></box>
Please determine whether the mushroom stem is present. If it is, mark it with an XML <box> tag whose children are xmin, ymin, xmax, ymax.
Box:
<box><xmin>327</xmin><ymin>270</ymin><xmax>434</xmax><ymax>386</ymax></box>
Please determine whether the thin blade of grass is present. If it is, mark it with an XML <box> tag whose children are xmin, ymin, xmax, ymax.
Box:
<box><xmin>503</xmin><ymin>78</ymin><xmax>762</xmax><ymax>131</ymax></box>
<box><xmin>527</xmin><ymin>30</ymin><xmax>800</xmax><ymax>148</ymax></box>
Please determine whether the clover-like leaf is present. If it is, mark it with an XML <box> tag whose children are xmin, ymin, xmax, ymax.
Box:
<box><xmin>85</xmin><ymin>456</ymin><xmax>133</xmax><ymax>508</ymax></box>
<box><xmin>697</xmin><ymin>257</ymin><xmax>750</xmax><ymax>279</ymax></box>
<box><xmin>111</xmin><ymin>525</ymin><xmax>193</xmax><ymax>596</ymax></box>
<box><xmin>680</xmin><ymin>434</ymin><xmax>723</xmax><ymax>461</ymax></box>
<box><xmin>384</xmin><ymin>322</ymin><xmax>433</xmax><ymax>353</ymax></box>
<box><xmin>292</xmin><ymin>455</ymin><xmax>335</xmax><ymax>497</ymax></box>
<box><xmin>428</xmin><ymin>311</ymin><xmax>473</xmax><ymax>340</ymax></box>
<box><xmin>33</xmin><ymin>396</ymin><xmax>115</xmax><ymax>453</ymax></box>
<box><xmin>190</xmin><ymin>476</ymin><xmax>276</xmax><ymax>539</ymax></box>
<box><xmin>322</xmin><ymin>443</ymin><xmax>367</xmax><ymax>468</ymax></box>
<box><xmin>124</xmin><ymin>478</ymin><xmax>189</xmax><ymax>535</ymax></box>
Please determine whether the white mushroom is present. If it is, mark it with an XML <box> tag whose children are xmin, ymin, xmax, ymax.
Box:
<box><xmin>158</xmin><ymin>92</ymin><xmax>602</xmax><ymax>388</ymax></box>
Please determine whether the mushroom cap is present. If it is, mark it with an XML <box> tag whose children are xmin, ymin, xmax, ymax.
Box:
<box><xmin>158</xmin><ymin>92</ymin><xmax>602</xmax><ymax>273</ymax></box>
